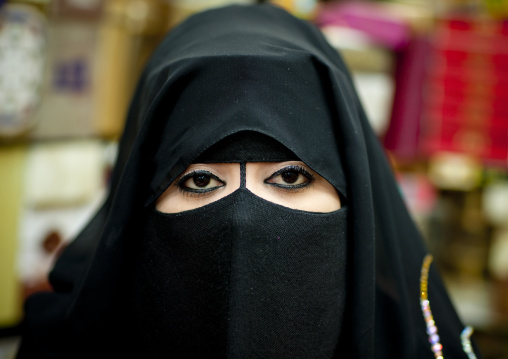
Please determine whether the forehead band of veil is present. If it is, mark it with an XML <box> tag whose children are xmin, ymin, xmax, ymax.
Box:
<box><xmin>194</xmin><ymin>131</ymin><xmax>299</xmax><ymax>163</ymax></box>
<box><xmin>190</xmin><ymin>131</ymin><xmax>348</xmax><ymax>203</ymax></box>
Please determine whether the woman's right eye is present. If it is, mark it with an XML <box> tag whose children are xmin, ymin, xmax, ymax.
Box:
<box><xmin>177</xmin><ymin>171</ymin><xmax>226</xmax><ymax>194</ymax></box>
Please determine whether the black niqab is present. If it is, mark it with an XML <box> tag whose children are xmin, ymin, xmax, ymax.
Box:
<box><xmin>17</xmin><ymin>4</ymin><xmax>481</xmax><ymax>359</ymax></box>
<box><xmin>133</xmin><ymin>188</ymin><xmax>348</xmax><ymax>358</ymax></box>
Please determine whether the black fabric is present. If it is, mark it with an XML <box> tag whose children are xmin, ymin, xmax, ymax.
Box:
<box><xmin>16</xmin><ymin>4</ymin><xmax>481</xmax><ymax>359</ymax></box>
<box><xmin>195</xmin><ymin>131</ymin><xmax>299</xmax><ymax>163</ymax></box>
<box><xmin>131</xmin><ymin>189</ymin><xmax>347</xmax><ymax>358</ymax></box>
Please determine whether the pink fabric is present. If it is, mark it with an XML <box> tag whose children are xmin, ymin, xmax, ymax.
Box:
<box><xmin>315</xmin><ymin>1</ymin><xmax>410</xmax><ymax>50</ymax></box>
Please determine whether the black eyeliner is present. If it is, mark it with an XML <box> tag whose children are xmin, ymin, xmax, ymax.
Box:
<box><xmin>176</xmin><ymin>170</ymin><xmax>225</xmax><ymax>194</ymax></box>
<box><xmin>264</xmin><ymin>165</ymin><xmax>315</xmax><ymax>189</ymax></box>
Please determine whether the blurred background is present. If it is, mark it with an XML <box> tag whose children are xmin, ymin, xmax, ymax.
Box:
<box><xmin>0</xmin><ymin>0</ymin><xmax>507</xmax><ymax>357</ymax></box>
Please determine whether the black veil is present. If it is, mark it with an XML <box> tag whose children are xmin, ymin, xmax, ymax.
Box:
<box><xmin>16</xmin><ymin>4</ymin><xmax>480</xmax><ymax>358</ymax></box>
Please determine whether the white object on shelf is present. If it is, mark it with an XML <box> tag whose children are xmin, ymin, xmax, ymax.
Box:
<box><xmin>488</xmin><ymin>229</ymin><xmax>508</xmax><ymax>280</ymax></box>
<box><xmin>24</xmin><ymin>140</ymin><xmax>105</xmax><ymax>208</ymax></box>
<box><xmin>483</xmin><ymin>181</ymin><xmax>508</xmax><ymax>228</ymax></box>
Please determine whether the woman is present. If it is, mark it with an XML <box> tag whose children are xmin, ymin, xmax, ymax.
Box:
<box><xmin>16</xmin><ymin>4</ymin><xmax>481</xmax><ymax>358</ymax></box>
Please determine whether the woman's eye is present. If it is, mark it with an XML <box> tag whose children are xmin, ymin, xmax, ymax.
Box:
<box><xmin>178</xmin><ymin>171</ymin><xmax>225</xmax><ymax>193</ymax></box>
<box><xmin>279</xmin><ymin>171</ymin><xmax>300</xmax><ymax>184</ymax></box>
<box><xmin>265</xmin><ymin>166</ymin><xmax>314</xmax><ymax>189</ymax></box>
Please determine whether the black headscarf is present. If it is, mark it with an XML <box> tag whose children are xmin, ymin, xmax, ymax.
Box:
<box><xmin>16</xmin><ymin>4</ymin><xmax>481</xmax><ymax>359</ymax></box>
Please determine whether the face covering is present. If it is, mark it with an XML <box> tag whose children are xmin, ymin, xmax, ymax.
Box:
<box><xmin>130</xmin><ymin>134</ymin><xmax>348</xmax><ymax>358</ymax></box>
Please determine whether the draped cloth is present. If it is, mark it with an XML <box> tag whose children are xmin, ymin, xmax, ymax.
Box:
<box><xmin>16</xmin><ymin>4</ymin><xmax>480</xmax><ymax>359</ymax></box>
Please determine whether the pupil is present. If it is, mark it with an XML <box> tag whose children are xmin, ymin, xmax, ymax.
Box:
<box><xmin>193</xmin><ymin>174</ymin><xmax>211</xmax><ymax>187</ymax></box>
<box><xmin>281</xmin><ymin>171</ymin><xmax>299</xmax><ymax>184</ymax></box>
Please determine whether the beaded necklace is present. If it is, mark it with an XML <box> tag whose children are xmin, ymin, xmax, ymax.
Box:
<box><xmin>420</xmin><ymin>254</ymin><xmax>477</xmax><ymax>359</ymax></box>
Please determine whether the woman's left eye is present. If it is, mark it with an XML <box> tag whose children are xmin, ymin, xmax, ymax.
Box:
<box><xmin>264</xmin><ymin>165</ymin><xmax>314</xmax><ymax>189</ymax></box>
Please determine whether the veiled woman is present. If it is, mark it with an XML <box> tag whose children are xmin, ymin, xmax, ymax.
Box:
<box><xmin>16</xmin><ymin>4</ymin><xmax>481</xmax><ymax>359</ymax></box>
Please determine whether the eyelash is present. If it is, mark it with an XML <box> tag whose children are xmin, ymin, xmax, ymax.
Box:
<box><xmin>264</xmin><ymin>165</ymin><xmax>315</xmax><ymax>191</ymax></box>
<box><xmin>176</xmin><ymin>170</ymin><xmax>225</xmax><ymax>196</ymax></box>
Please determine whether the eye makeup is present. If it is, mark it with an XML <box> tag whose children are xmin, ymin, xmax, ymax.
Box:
<box><xmin>264</xmin><ymin>165</ymin><xmax>315</xmax><ymax>191</ymax></box>
<box><xmin>173</xmin><ymin>163</ymin><xmax>317</xmax><ymax>199</ymax></box>
<box><xmin>177</xmin><ymin>170</ymin><xmax>226</xmax><ymax>195</ymax></box>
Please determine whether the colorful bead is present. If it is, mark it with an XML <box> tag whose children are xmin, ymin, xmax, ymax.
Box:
<box><xmin>432</xmin><ymin>343</ymin><xmax>443</xmax><ymax>352</ymax></box>
<box><xmin>427</xmin><ymin>325</ymin><xmax>437</xmax><ymax>335</ymax></box>
<box><xmin>461</xmin><ymin>326</ymin><xmax>477</xmax><ymax>359</ymax></box>
<box><xmin>429</xmin><ymin>334</ymin><xmax>440</xmax><ymax>344</ymax></box>
<box><xmin>420</xmin><ymin>254</ymin><xmax>478</xmax><ymax>359</ymax></box>
<box><xmin>420</xmin><ymin>254</ymin><xmax>444</xmax><ymax>359</ymax></box>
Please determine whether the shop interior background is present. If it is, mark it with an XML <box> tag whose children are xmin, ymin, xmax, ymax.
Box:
<box><xmin>0</xmin><ymin>0</ymin><xmax>507</xmax><ymax>358</ymax></box>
